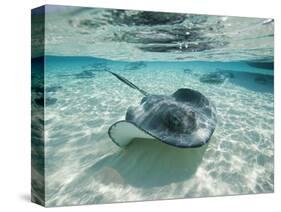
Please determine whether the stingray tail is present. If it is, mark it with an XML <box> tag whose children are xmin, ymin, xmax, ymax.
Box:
<box><xmin>107</xmin><ymin>71</ymin><xmax>148</xmax><ymax>96</ymax></box>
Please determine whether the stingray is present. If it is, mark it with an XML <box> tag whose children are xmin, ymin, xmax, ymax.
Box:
<box><xmin>107</xmin><ymin>71</ymin><xmax>217</xmax><ymax>148</ymax></box>
<box><xmin>199</xmin><ymin>71</ymin><xmax>233</xmax><ymax>84</ymax></box>
<box><xmin>58</xmin><ymin>70</ymin><xmax>96</xmax><ymax>79</ymax></box>
<box><xmin>46</xmin><ymin>85</ymin><xmax>63</xmax><ymax>93</ymax></box>
<box><xmin>125</xmin><ymin>62</ymin><xmax>147</xmax><ymax>70</ymax></box>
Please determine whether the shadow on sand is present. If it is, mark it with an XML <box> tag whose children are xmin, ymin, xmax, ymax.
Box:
<box><xmin>82</xmin><ymin>139</ymin><xmax>208</xmax><ymax>188</ymax></box>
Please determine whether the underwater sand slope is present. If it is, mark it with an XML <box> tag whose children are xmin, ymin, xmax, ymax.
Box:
<box><xmin>40</xmin><ymin>57</ymin><xmax>273</xmax><ymax>206</ymax></box>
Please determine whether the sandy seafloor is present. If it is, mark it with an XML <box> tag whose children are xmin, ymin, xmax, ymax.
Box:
<box><xmin>42</xmin><ymin>56</ymin><xmax>273</xmax><ymax>206</ymax></box>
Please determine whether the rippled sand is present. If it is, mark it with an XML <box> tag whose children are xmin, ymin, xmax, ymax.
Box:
<box><xmin>43</xmin><ymin>57</ymin><xmax>273</xmax><ymax>206</ymax></box>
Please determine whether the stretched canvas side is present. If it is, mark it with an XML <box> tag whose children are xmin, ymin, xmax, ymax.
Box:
<box><xmin>31</xmin><ymin>6</ymin><xmax>46</xmax><ymax>206</ymax></box>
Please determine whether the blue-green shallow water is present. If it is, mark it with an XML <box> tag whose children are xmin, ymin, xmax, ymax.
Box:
<box><xmin>32</xmin><ymin>55</ymin><xmax>273</xmax><ymax>206</ymax></box>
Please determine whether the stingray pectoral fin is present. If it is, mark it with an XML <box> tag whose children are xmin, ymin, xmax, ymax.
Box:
<box><xmin>108</xmin><ymin>121</ymin><xmax>154</xmax><ymax>147</ymax></box>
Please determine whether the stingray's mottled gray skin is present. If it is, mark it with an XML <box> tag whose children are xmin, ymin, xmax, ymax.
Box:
<box><xmin>108</xmin><ymin>71</ymin><xmax>217</xmax><ymax>148</ymax></box>
<box><xmin>125</xmin><ymin>88</ymin><xmax>217</xmax><ymax>147</ymax></box>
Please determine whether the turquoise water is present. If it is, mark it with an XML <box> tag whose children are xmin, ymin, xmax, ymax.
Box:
<box><xmin>40</xmin><ymin>56</ymin><xmax>273</xmax><ymax>206</ymax></box>
<box><xmin>31</xmin><ymin>5</ymin><xmax>274</xmax><ymax>207</ymax></box>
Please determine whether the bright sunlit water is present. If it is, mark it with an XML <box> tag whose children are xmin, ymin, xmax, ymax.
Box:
<box><xmin>31</xmin><ymin>5</ymin><xmax>274</xmax><ymax>207</ymax></box>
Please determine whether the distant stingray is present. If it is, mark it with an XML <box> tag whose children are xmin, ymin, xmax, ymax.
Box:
<box><xmin>46</xmin><ymin>85</ymin><xmax>63</xmax><ymax>93</ymax></box>
<box><xmin>183</xmin><ymin>68</ymin><xmax>192</xmax><ymax>74</ymax></box>
<box><xmin>107</xmin><ymin>71</ymin><xmax>217</xmax><ymax>148</ymax></box>
<box><xmin>74</xmin><ymin>70</ymin><xmax>96</xmax><ymax>78</ymax></box>
<box><xmin>124</xmin><ymin>62</ymin><xmax>146</xmax><ymax>70</ymax></box>
<box><xmin>199</xmin><ymin>71</ymin><xmax>234</xmax><ymax>84</ymax></box>
<box><xmin>59</xmin><ymin>70</ymin><xmax>96</xmax><ymax>79</ymax></box>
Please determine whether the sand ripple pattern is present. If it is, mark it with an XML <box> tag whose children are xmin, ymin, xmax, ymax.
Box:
<box><xmin>44</xmin><ymin>60</ymin><xmax>273</xmax><ymax>206</ymax></box>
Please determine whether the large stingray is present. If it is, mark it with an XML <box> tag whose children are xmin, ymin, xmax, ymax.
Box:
<box><xmin>108</xmin><ymin>71</ymin><xmax>217</xmax><ymax>148</ymax></box>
